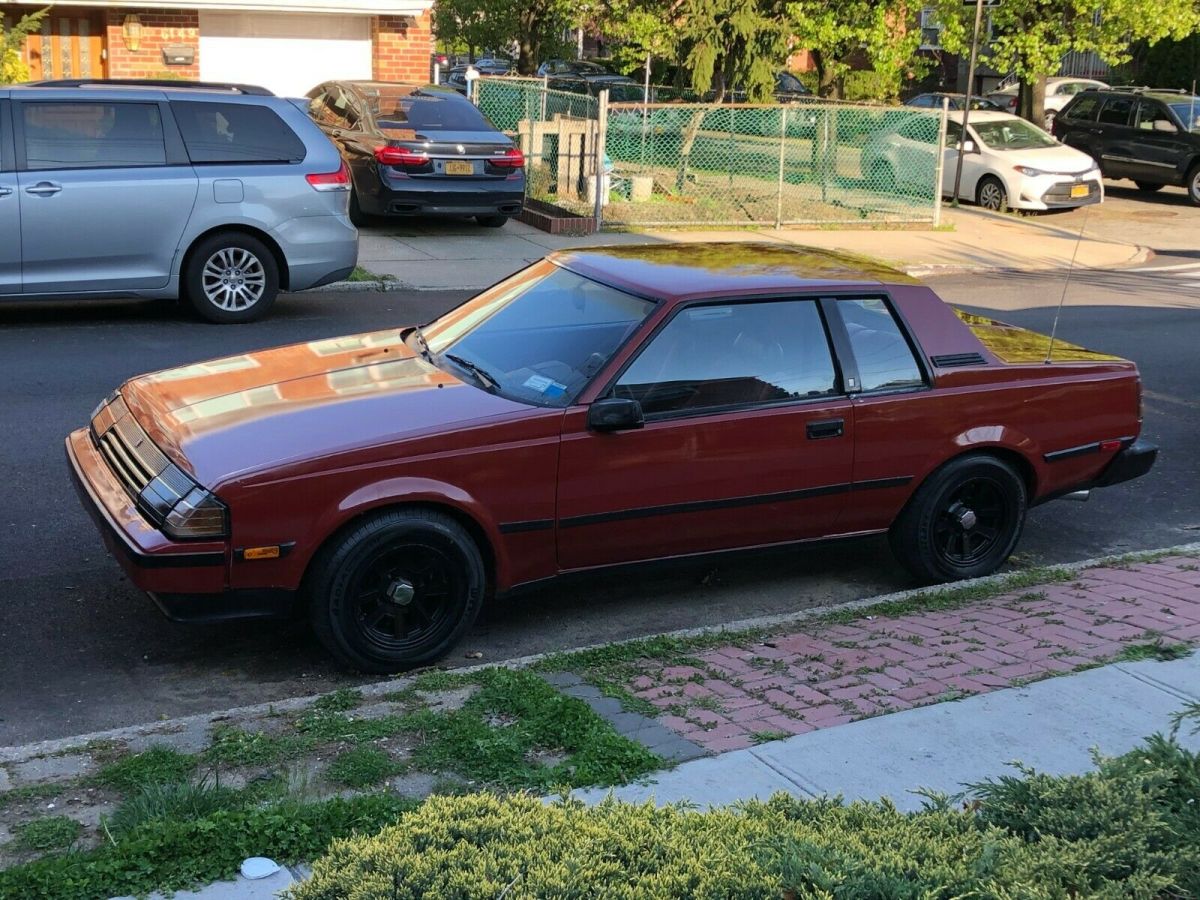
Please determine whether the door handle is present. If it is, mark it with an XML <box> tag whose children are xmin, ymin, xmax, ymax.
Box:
<box><xmin>25</xmin><ymin>182</ymin><xmax>62</xmax><ymax>196</ymax></box>
<box><xmin>0</xmin><ymin>186</ymin><xmax>12</xmax><ymax>197</ymax></box>
<box><xmin>806</xmin><ymin>418</ymin><xmax>844</xmax><ymax>440</ymax></box>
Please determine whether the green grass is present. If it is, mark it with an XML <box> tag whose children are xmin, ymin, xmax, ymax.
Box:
<box><xmin>107</xmin><ymin>774</ymin><xmax>242</xmax><ymax>838</ymax></box>
<box><xmin>325</xmin><ymin>747</ymin><xmax>405</xmax><ymax>789</ymax></box>
<box><xmin>14</xmin><ymin>816</ymin><xmax>82</xmax><ymax>852</ymax></box>
<box><xmin>346</xmin><ymin>266</ymin><xmax>379</xmax><ymax>282</ymax></box>
<box><xmin>311</xmin><ymin>688</ymin><xmax>364</xmax><ymax>713</ymax></box>
<box><xmin>1117</xmin><ymin>641</ymin><xmax>1193</xmax><ymax>663</ymax></box>
<box><xmin>94</xmin><ymin>746</ymin><xmax>196</xmax><ymax>792</ymax></box>
<box><xmin>750</xmin><ymin>730</ymin><xmax>791</xmax><ymax>745</ymax></box>
<box><xmin>0</xmin><ymin>780</ymin><xmax>74</xmax><ymax>811</ymax></box>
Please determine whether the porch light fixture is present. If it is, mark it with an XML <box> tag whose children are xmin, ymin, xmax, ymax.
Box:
<box><xmin>122</xmin><ymin>14</ymin><xmax>143</xmax><ymax>52</ymax></box>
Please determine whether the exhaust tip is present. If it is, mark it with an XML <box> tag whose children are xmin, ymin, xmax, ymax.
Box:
<box><xmin>1062</xmin><ymin>489</ymin><xmax>1091</xmax><ymax>502</ymax></box>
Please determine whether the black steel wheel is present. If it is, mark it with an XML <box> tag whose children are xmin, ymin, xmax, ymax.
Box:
<box><xmin>308</xmin><ymin>509</ymin><xmax>485</xmax><ymax>672</ymax></box>
<box><xmin>890</xmin><ymin>454</ymin><xmax>1027</xmax><ymax>583</ymax></box>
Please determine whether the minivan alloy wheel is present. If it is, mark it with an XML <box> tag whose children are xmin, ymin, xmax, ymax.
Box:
<box><xmin>202</xmin><ymin>248</ymin><xmax>267</xmax><ymax>311</ymax></box>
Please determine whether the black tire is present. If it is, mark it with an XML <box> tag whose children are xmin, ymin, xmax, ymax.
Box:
<box><xmin>348</xmin><ymin>188</ymin><xmax>371</xmax><ymax>227</ymax></box>
<box><xmin>976</xmin><ymin>175</ymin><xmax>1007</xmax><ymax>211</ymax></box>
<box><xmin>1134</xmin><ymin>181</ymin><xmax>1164</xmax><ymax>192</ymax></box>
<box><xmin>889</xmin><ymin>454</ymin><xmax>1027</xmax><ymax>584</ymax></box>
<box><xmin>476</xmin><ymin>214</ymin><xmax>509</xmax><ymax>228</ymax></box>
<box><xmin>307</xmin><ymin>508</ymin><xmax>485</xmax><ymax>673</ymax></box>
<box><xmin>184</xmin><ymin>232</ymin><xmax>279</xmax><ymax>324</ymax></box>
<box><xmin>1187</xmin><ymin>163</ymin><xmax>1200</xmax><ymax>206</ymax></box>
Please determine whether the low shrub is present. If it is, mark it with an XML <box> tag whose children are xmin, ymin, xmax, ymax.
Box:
<box><xmin>13</xmin><ymin>816</ymin><xmax>82</xmax><ymax>852</ymax></box>
<box><xmin>294</xmin><ymin>735</ymin><xmax>1200</xmax><ymax>900</ymax></box>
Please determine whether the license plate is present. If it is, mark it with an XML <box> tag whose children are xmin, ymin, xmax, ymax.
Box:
<box><xmin>445</xmin><ymin>161</ymin><xmax>473</xmax><ymax>176</ymax></box>
<box><xmin>1070</xmin><ymin>183</ymin><xmax>1088</xmax><ymax>198</ymax></box>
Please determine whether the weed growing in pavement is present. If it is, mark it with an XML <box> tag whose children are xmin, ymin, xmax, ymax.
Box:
<box><xmin>325</xmin><ymin>747</ymin><xmax>406</xmax><ymax>789</ymax></box>
<box><xmin>107</xmin><ymin>773</ymin><xmax>241</xmax><ymax>838</ymax></box>
<box><xmin>409</xmin><ymin>670</ymin><xmax>475</xmax><ymax>692</ymax></box>
<box><xmin>0</xmin><ymin>780</ymin><xmax>75</xmax><ymax>811</ymax></box>
<box><xmin>311</xmin><ymin>688</ymin><xmax>364</xmax><ymax>713</ymax></box>
<box><xmin>1117</xmin><ymin>641</ymin><xmax>1193</xmax><ymax>663</ymax></box>
<box><xmin>292</xmin><ymin>710</ymin><xmax>409</xmax><ymax>744</ymax></box>
<box><xmin>204</xmin><ymin>726</ymin><xmax>308</xmax><ymax>767</ymax></box>
<box><xmin>13</xmin><ymin>815</ymin><xmax>82</xmax><ymax>852</ymax></box>
<box><xmin>94</xmin><ymin>746</ymin><xmax>196</xmax><ymax>792</ymax></box>
<box><xmin>750</xmin><ymin>730</ymin><xmax>791</xmax><ymax>745</ymax></box>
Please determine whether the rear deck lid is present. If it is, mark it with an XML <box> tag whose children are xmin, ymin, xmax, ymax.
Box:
<box><xmin>954</xmin><ymin>309</ymin><xmax>1127</xmax><ymax>364</ymax></box>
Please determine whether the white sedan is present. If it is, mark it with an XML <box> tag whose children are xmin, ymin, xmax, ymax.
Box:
<box><xmin>866</xmin><ymin>110</ymin><xmax>1103</xmax><ymax>212</ymax></box>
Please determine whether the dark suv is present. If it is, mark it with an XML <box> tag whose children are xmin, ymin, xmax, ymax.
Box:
<box><xmin>1053</xmin><ymin>88</ymin><xmax>1200</xmax><ymax>204</ymax></box>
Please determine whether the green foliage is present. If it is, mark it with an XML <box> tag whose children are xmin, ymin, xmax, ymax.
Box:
<box><xmin>679</xmin><ymin>0</ymin><xmax>789</xmax><ymax>101</ymax></box>
<box><xmin>325</xmin><ymin>747</ymin><xmax>406</xmax><ymax>788</ymax></box>
<box><xmin>407</xmin><ymin>667</ymin><xmax>660</xmax><ymax>789</ymax></box>
<box><xmin>432</xmin><ymin>0</ymin><xmax>578</xmax><ymax>73</ymax></box>
<box><xmin>0</xmin><ymin>7</ymin><xmax>47</xmax><ymax>85</ymax></box>
<box><xmin>107</xmin><ymin>774</ymin><xmax>242</xmax><ymax>838</ymax></box>
<box><xmin>94</xmin><ymin>745</ymin><xmax>197</xmax><ymax>793</ymax></box>
<box><xmin>0</xmin><ymin>794</ymin><xmax>418</xmax><ymax>900</ymax></box>
<box><xmin>605</xmin><ymin>0</ymin><xmax>681</xmax><ymax>75</ymax></box>
<box><xmin>1118</xmin><ymin>640</ymin><xmax>1193</xmax><ymax>662</ymax></box>
<box><xmin>1116</xmin><ymin>32</ymin><xmax>1200</xmax><ymax>91</ymax></box>
<box><xmin>14</xmin><ymin>815</ymin><xmax>82</xmax><ymax>852</ymax></box>
<box><xmin>293</xmin><ymin>735</ymin><xmax>1200</xmax><ymax>900</ymax></box>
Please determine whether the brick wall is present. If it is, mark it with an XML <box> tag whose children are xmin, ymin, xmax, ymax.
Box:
<box><xmin>105</xmin><ymin>7</ymin><xmax>199</xmax><ymax>79</ymax></box>
<box><xmin>371</xmin><ymin>10</ymin><xmax>433</xmax><ymax>83</ymax></box>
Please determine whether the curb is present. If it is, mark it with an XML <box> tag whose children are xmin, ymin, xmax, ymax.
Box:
<box><xmin>304</xmin><ymin>279</ymin><xmax>407</xmax><ymax>293</ymax></box>
<box><xmin>4</xmin><ymin>540</ymin><xmax>1198</xmax><ymax>765</ymax></box>
<box><xmin>904</xmin><ymin>245</ymin><xmax>1154</xmax><ymax>279</ymax></box>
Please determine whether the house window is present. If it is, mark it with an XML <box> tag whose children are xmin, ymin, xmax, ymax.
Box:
<box><xmin>919</xmin><ymin>8</ymin><xmax>942</xmax><ymax>50</ymax></box>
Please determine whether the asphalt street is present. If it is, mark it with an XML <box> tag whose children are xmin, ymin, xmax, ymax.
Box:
<box><xmin>1</xmin><ymin>259</ymin><xmax>1197</xmax><ymax>746</ymax></box>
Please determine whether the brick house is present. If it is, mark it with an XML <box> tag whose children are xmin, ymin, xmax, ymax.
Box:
<box><xmin>1</xmin><ymin>0</ymin><xmax>435</xmax><ymax>97</ymax></box>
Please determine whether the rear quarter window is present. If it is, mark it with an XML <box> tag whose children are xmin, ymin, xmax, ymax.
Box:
<box><xmin>839</xmin><ymin>298</ymin><xmax>925</xmax><ymax>392</ymax></box>
<box><xmin>171</xmin><ymin>101</ymin><xmax>306</xmax><ymax>164</ymax></box>
<box><xmin>1063</xmin><ymin>95</ymin><xmax>1100</xmax><ymax>122</ymax></box>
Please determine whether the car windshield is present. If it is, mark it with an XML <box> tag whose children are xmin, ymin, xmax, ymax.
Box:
<box><xmin>1168</xmin><ymin>102</ymin><xmax>1200</xmax><ymax>132</ymax></box>
<box><xmin>972</xmin><ymin>118</ymin><xmax>1057</xmax><ymax>150</ymax></box>
<box><xmin>363</xmin><ymin>86</ymin><xmax>492</xmax><ymax>131</ymax></box>
<box><xmin>605</xmin><ymin>82</ymin><xmax>646</xmax><ymax>102</ymax></box>
<box><xmin>418</xmin><ymin>264</ymin><xmax>657</xmax><ymax>407</ymax></box>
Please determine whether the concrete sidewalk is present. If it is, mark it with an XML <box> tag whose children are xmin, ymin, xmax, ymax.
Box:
<box><xmin>574</xmin><ymin>653</ymin><xmax>1200</xmax><ymax>811</ymax></box>
<box><xmin>352</xmin><ymin>206</ymin><xmax>1149</xmax><ymax>291</ymax></box>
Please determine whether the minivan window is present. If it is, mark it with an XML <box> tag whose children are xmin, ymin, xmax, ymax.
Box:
<box><xmin>22</xmin><ymin>102</ymin><xmax>166</xmax><ymax>170</ymax></box>
<box><xmin>1098</xmin><ymin>96</ymin><xmax>1134</xmax><ymax>126</ymax></box>
<box><xmin>171</xmin><ymin>101</ymin><xmax>305</xmax><ymax>164</ymax></box>
<box><xmin>365</xmin><ymin>87</ymin><xmax>494</xmax><ymax>131</ymax></box>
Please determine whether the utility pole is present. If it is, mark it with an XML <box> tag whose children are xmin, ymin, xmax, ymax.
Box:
<box><xmin>951</xmin><ymin>0</ymin><xmax>989</xmax><ymax>206</ymax></box>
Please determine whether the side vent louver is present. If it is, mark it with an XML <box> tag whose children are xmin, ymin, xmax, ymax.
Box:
<box><xmin>931</xmin><ymin>352</ymin><xmax>986</xmax><ymax>368</ymax></box>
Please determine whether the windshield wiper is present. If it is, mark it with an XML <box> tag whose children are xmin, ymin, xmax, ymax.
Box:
<box><xmin>443</xmin><ymin>353</ymin><xmax>499</xmax><ymax>390</ymax></box>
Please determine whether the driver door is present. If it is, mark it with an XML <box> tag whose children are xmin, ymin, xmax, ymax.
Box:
<box><xmin>556</xmin><ymin>297</ymin><xmax>854</xmax><ymax>571</ymax></box>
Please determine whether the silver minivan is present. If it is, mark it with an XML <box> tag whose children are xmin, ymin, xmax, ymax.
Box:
<box><xmin>0</xmin><ymin>80</ymin><xmax>358</xmax><ymax>323</ymax></box>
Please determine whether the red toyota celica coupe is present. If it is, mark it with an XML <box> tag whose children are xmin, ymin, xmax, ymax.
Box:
<box><xmin>67</xmin><ymin>244</ymin><xmax>1156</xmax><ymax>672</ymax></box>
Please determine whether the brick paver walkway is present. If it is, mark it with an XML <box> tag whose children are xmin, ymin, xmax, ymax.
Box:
<box><xmin>626</xmin><ymin>555</ymin><xmax>1200</xmax><ymax>753</ymax></box>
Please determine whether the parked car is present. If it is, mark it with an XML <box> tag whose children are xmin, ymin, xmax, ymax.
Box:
<box><xmin>905</xmin><ymin>92</ymin><xmax>1004</xmax><ymax>111</ymax></box>
<box><xmin>444</xmin><ymin>60</ymin><xmax>512</xmax><ymax>94</ymax></box>
<box><xmin>68</xmin><ymin>243</ymin><xmax>1156</xmax><ymax>672</ymax></box>
<box><xmin>722</xmin><ymin>71</ymin><xmax>812</xmax><ymax>104</ymax></box>
<box><xmin>1052</xmin><ymin>88</ymin><xmax>1200</xmax><ymax>205</ymax></box>
<box><xmin>306</xmin><ymin>81</ymin><xmax>525</xmax><ymax>227</ymax></box>
<box><xmin>547</xmin><ymin>73</ymin><xmax>645</xmax><ymax>102</ymax></box>
<box><xmin>537</xmin><ymin>59</ymin><xmax>610</xmax><ymax>77</ymax></box>
<box><xmin>985</xmin><ymin>77</ymin><xmax>1108</xmax><ymax>129</ymax></box>
<box><xmin>0</xmin><ymin>79</ymin><xmax>357</xmax><ymax>323</ymax></box>
<box><xmin>863</xmin><ymin>110</ymin><xmax>1102</xmax><ymax>211</ymax></box>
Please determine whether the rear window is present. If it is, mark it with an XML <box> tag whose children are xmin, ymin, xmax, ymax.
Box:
<box><xmin>171</xmin><ymin>101</ymin><xmax>305</xmax><ymax>164</ymax></box>
<box><xmin>1098</xmin><ymin>96</ymin><xmax>1134</xmax><ymax>126</ymax></box>
<box><xmin>364</xmin><ymin>87</ymin><xmax>493</xmax><ymax>131</ymax></box>
<box><xmin>1063</xmin><ymin>95</ymin><xmax>1100</xmax><ymax>121</ymax></box>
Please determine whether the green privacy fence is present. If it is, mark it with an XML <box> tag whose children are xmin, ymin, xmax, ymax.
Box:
<box><xmin>475</xmin><ymin>77</ymin><xmax>947</xmax><ymax>228</ymax></box>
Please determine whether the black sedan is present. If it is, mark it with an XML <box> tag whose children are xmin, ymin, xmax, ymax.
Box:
<box><xmin>306</xmin><ymin>81</ymin><xmax>525</xmax><ymax>228</ymax></box>
<box><xmin>905</xmin><ymin>92</ymin><xmax>1004</xmax><ymax>111</ymax></box>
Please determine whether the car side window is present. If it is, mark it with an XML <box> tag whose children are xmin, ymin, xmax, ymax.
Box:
<box><xmin>898</xmin><ymin>116</ymin><xmax>938</xmax><ymax>143</ymax></box>
<box><xmin>613</xmin><ymin>300</ymin><xmax>838</xmax><ymax>418</ymax></box>
<box><xmin>1135</xmin><ymin>101</ymin><xmax>1175</xmax><ymax>132</ymax></box>
<box><xmin>944</xmin><ymin>121</ymin><xmax>963</xmax><ymax>147</ymax></box>
<box><xmin>1098</xmin><ymin>96</ymin><xmax>1134</xmax><ymax>127</ymax></box>
<box><xmin>837</xmin><ymin>298</ymin><xmax>925</xmax><ymax>393</ymax></box>
<box><xmin>1064</xmin><ymin>95</ymin><xmax>1100</xmax><ymax>121</ymax></box>
<box><xmin>21</xmin><ymin>102</ymin><xmax>166</xmax><ymax>170</ymax></box>
<box><xmin>171</xmin><ymin>101</ymin><xmax>306</xmax><ymax>164</ymax></box>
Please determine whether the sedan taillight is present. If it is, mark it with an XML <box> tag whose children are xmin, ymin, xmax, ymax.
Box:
<box><xmin>306</xmin><ymin>161</ymin><xmax>351</xmax><ymax>192</ymax></box>
<box><xmin>376</xmin><ymin>145</ymin><xmax>430</xmax><ymax>167</ymax></box>
<box><xmin>490</xmin><ymin>147</ymin><xmax>525</xmax><ymax>169</ymax></box>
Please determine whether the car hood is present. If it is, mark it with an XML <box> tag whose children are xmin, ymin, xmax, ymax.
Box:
<box><xmin>989</xmin><ymin>143</ymin><xmax>1096</xmax><ymax>173</ymax></box>
<box><xmin>120</xmin><ymin>329</ymin><xmax>533</xmax><ymax>487</ymax></box>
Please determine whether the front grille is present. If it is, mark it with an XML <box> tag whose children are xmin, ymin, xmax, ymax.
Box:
<box><xmin>1042</xmin><ymin>180</ymin><xmax>1101</xmax><ymax>203</ymax></box>
<box><xmin>91</xmin><ymin>398</ymin><xmax>191</xmax><ymax>522</ymax></box>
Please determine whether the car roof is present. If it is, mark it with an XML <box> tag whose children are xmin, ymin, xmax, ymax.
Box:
<box><xmin>548</xmin><ymin>243</ymin><xmax>915</xmax><ymax>302</ymax></box>
<box><xmin>947</xmin><ymin>110</ymin><xmax>1026</xmax><ymax>124</ymax></box>
<box><xmin>343</xmin><ymin>81</ymin><xmax>463</xmax><ymax>98</ymax></box>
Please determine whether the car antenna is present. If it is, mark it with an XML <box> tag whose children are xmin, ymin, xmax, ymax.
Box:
<box><xmin>1044</xmin><ymin>203</ymin><xmax>1091</xmax><ymax>364</ymax></box>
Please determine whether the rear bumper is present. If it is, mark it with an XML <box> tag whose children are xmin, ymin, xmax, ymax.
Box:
<box><xmin>1095</xmin><ymin>438</ymin><xmax>1158</xmax><ymax>487</ymax></box>
<box><xmin>366</xmin><ymin>176</ymin><xmax>526</xmax><ymax>218</ymax></box>
<box><xmin>272</xmin><ymin>213</ymin><xmax>359</xmax><ymax>292</ymax></box>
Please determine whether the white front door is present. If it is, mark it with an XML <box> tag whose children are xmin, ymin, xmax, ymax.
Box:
<box><xmin>199</xmin><ymin>12</ymin><xmax>373</xmax><ymax>98</ymax></box>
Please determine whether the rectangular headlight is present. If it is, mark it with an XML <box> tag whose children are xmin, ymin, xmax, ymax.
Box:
<box><xmin>163</xmin><ymin>487</ymin><xmax>228</xmax><ymax>540</ymax></box>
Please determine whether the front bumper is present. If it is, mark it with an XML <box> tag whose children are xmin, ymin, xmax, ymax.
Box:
<box><xmin>1014</xmin><ymin>172</ymin><xmax>1103</xmax><ymax>210</ymax></box>
<box><xmin>66</xmin><ymin>428</ymin><xmax>227</xmax><ymax>594</ymax></box>
<box><xmin>1095</xmin><ymin>438</ymin><xmax>1158</xmax><ymax>487</ymax></box>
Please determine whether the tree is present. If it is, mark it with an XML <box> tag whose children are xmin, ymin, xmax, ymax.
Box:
<box><xmin>431</xmin><ymin>0</ymin><xmax>576</xmax><ymax>73</ymax></box>
<box><xmin>433</xmin><ymin>0</ymin><xmax>511</xmax><ymax>60</ymax></box>
<box><xmin>786</xmin><ymin>0</ymin><xmax>924</xmax><ymax>99</ymax></box>
<box><xmin>512</xmin><ymin>0</ymin><xmax>577</xmax><ymax>74</ymax></box>
<box><xmin>932</xmin><ymin>0</ymin><xmax>1200</xmax><ymax>124</ymax></box>
<box><xmin>603</xmin><ymin>0</ymin><xmax>682</xmax><ymax>78</ymax></box>
<box><xmin>1</xmin><ymin>7</ymin><xmax>47</xmax><ymax>85</ymax></box>
<box><xmin>677</xmin><ymin>0</ymin><xmax>789</xmax><ymax>102</ymax></box>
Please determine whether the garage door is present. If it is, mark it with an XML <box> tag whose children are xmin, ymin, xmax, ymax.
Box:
<box><xmin>199</xmin><ymin>12</ymin><xmax>372</xmax><ymax>98</ymax></box>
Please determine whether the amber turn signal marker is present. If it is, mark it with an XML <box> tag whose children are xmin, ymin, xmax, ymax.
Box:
<box><xmin>244</xmin><ymin>546</ymin><xmax>281</xmax><ymax>560</ymax></box>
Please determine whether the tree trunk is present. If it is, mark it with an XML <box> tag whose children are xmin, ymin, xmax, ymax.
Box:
<box><xmin>812</xmin><ymin>50</ymin><xmax>841</xmax><ymax>100</ymax></box>
<box><xmin>1017</xmin><ymin>75</ymin><xmax>1046</xmax><ymax>127</ymax></box>
<box><xmin>516</xmin><ymin>9</ymin><xmax>538</xmax><ymax>75</ymax></box>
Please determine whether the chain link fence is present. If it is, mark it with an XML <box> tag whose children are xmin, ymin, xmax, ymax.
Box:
<box><xmin>475</xmin><ymin>77</ymin><xmax>947</xmax><ymax>229</ymax></box>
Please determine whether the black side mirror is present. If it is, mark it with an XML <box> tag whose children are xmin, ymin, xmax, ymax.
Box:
<box><xmin>588</xmin><ymin>397</ymin><xmax>644</xmax><ymax>432</ymax></box>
